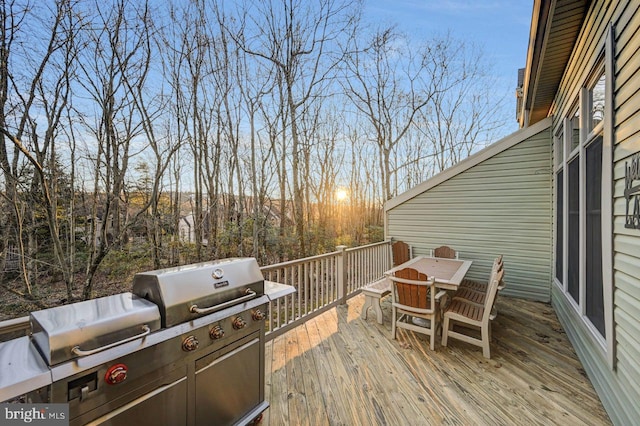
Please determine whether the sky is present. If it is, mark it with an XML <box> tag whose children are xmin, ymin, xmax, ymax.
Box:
<box><xmin>364</xmin><ymin>0</ymin><xmax>534</xmax><ymax>133</ymax></box>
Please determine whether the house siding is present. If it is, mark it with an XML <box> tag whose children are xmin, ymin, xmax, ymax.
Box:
<box><xmin>550</xmin><ymin>0</ymin><xmax>640</xmax><ymax>424</ymax></box>
<box><xmin>386</xmin><ymin>127</ymin><xmax>553</xmax><ymax>302</ymax></box>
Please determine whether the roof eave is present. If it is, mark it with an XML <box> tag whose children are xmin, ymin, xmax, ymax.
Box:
<box><xmin>519</xmin><ymin>0</ymin><xmax>552</xmax><ymax>128</ymax></box>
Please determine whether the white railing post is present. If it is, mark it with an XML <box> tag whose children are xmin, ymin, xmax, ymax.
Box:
<box><xmin>385</xmin><ymin>237</ymin><xmax>393</xmax><ymax>266</ymax></box>
<box><xmin>336</xmin><ymin>245</ymin><xmax>348</xmax><ymax>305</ymax></box>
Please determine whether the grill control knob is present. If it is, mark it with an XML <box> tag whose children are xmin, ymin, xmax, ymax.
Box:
<box><xmin>252</xmin><ymin>309</ymin><xmax>266</xmax><ymax>322</ymax></box>
<box><xmin>182</xmin><ymin>335</ymin><xmax>199</xmax><ymax>352</ymax></box>
<box><xmin>105</xmin><ymin>364</ymin><xmax>128</xmax><ymax>385</ymax></box>
<box><xmin>232</xmin><ymin>316</ymin><xmax>247</xmax><ymax>330</ymax></box>
<box><xmin>210</xmin><ymin>325</ymin><xmax>225</xmax><ymax>340</ymax></box>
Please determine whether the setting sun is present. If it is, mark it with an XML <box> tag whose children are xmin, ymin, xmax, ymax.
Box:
<box><xmin>336</xmin><ymin>188</ymin><xmax>348</xmax><ymax>201</ymax></box>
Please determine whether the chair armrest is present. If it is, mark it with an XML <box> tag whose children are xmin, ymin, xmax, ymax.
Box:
<box><xmin>435</xmin><ymin>290</ymin><xmax>448</xmax><ymax>300</ymax></box>
<box><xmin>435</xmin><ymin>290</ymin><xmax>449</xmax><ymax>309</ymax></box>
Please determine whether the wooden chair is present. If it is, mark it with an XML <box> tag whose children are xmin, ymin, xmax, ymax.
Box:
<box><xmin>433</xmin><ymin>245</ymin><xmax>458</xmax><ymax>259</ymax></box>
<box><xmin>441</xmin><ymin>268</ymin><xmax>505</xmax><ymax>358</ymax></box>
<box><xmin>459</xmin><ymin>255</ymin><xmax>504</xmax><ymax>292</ymax></box>
<box><xmin>389</xmin><ymin>268</ymin><xmax>446</xmax><ymax>350</ymax></box>
<box><xmin>391</xmin><ymin>240</ymin><xmax>411</xmax><ymax>266</ymax></box>
<box><xmin>454</xmin><ymin>257</ymin><xmax>504</xmax><ymax>305</ymax></box>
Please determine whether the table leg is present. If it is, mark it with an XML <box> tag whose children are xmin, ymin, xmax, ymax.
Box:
<box><xmin>373</xmin><ymin>301</ymin><xmax>384</xmax><ymax>324</ymax></box>
<box><xmin>361</xmin><ymin>295</ymin><xmax>373</xmax><ymax>320</ymax></box>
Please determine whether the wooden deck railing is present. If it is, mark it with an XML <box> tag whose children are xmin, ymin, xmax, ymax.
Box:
<box><xmin>0</xmin><ymin>241</ymin><xmax>392</xmax><ymax>343</ymax></box>
<box><xmin>261</xmin><ymin>240</ymin><xmax>392</xmax><ymax>339</ymax></box>
<box><xmin>0</xmin><ymin>316</ymin><xmax>30</xmax><ymax>342</ymax></box>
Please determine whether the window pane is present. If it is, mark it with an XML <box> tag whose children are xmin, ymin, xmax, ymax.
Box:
<box><xmin>586</xmin><ymin>135</ymin><xmax>605</xmax><ymax>336</ymax></box>
<box><xmin>570</xmin><ymin>109</ymin><xmax>580</xmax><ymax>152</ymax></box>
<box><xmin>555</xmin><ymin>170</ymin><xmax>564</xmax><ymax>283</ymax></box>
<box><xmin>590</xmin><ymin>73</ymin><xmax>605</xmax><ymax>130</ymax></box>
<box><xmin>568</xmin><ymin>157</ymin><xmax>579</xmax><ymax>302</ymax></box>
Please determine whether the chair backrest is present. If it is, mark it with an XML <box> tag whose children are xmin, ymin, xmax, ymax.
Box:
<box><xmin>391</xmin><ymin>241</ymin><xmax>411</xmax><ymax>266</ymax></box>
<box><xmin>433</xmin><ymin>245</ymin><xmax>457</xmax><ymax>259</ymax></box>
<box><xmin>483</xmin><ymin>268</ymin><xmax>505</xmax><ymax>322</ymax></box>
<box><xmin>490</xmin><ymin>256</ymin><xmax>505</xmax><ymax>288</ymax></box>
<box><xmin>489</xmin><ymin>256</ymin><xmax>503</xmax><ymax>279</ymax></box>
<box><xmin>390</xmin><ymin>268</ymin><xmax>435</xmax><ymax>310</ymax></box>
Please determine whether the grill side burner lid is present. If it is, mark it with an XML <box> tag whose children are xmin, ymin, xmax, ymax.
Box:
<box><xmin>30</xmin><ymin>292</ymin><xmax>161</xmax><ymax>366</ymax></box>
<box><xmin>132</xmin><ymin>257</ymin><xmax>265</xmax><ymax>328</ymax></box>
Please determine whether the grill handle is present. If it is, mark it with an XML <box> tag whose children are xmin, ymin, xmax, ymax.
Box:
<box><xmin>71</xmin><ymin>325</ymin><xmax>151</xmax><ymax>357</ymax></box>
<box><xmin>189</xmin><ymin>289</ymin><xmax>257</xmax><ymax>315</ymax></box>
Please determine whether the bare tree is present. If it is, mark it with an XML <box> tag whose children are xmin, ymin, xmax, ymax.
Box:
<box><xmin>0</xmin><ymin>0</ymin><xmax>81</xmax><ymax>298</ymax></box>
<box><xmin>0</xmin><ymin>0</ymin><xmax>35</xmax><ymax>294</ymax></box>
<box><xmin>414</xmin><ymin>34</ymin><xmax>506</xmax><ymax>174</ymax></box>
<box><xmin>76</xmin><ymin>0</ymin><xmax>162</xmax><ymax>299</ymax></box>
<box><xmin>227</xmin><ymin>0</ymin><xmax>361</xmax><ymax>256</ymax></box>
<box><xmin>344</xmin><ymin>29</ymin><xmax>504</xmax><ymax>199</ymax></box>
<box><xmin>115</xmin><ymin>6</ymin><xmax>180</xmax><ymax>269</ymax></box>
<box><xmin>343</xmin><ymin>27</ymin><xmax>435</xmax><ymax>200</ymax></box>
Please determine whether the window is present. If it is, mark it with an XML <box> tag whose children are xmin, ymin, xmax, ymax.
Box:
<box><xmin>554</xmin><ymin>51</ymin><xmax>611</xmax><ymax>352</ymax></box>
<box><xmin>567</xmin><ymin>157</ymin><xmax>579</xmax><ymax>303</ymax></box>
<box><xmin>586</xmin><ymin>135</ymin><xmax>604</xmax><ymax>335</ymax></box>
<box><xmin>589</xmin><ymin>72</ymin><xmax>605</xmax><ymax>131</ymax></box>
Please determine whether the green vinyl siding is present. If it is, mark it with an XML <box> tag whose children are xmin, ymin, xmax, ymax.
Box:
<box><xmin>552</xmin><ymin>285</ymin><xmax>636</xmax><ymax>424</ymax></box>
<box><xmin>549</xmin><ymin>0</ymin><xmax>640</xmax><ymax>424</ymax></box>
<box><xmin>386</xmin><ymin>125</ymin><xmax>553</xmax><ymax>302</ymax></box>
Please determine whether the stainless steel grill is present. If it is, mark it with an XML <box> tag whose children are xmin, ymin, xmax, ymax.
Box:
<box><xmin>0</xmin><ymin>257</ymin><xmax>293</xmax><ymax>426</ymax></box>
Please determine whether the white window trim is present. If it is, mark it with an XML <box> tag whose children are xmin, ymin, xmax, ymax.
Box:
<box><xmin>552</xmin><ymin>123</ymin><xmax>564</xmax><ymax>289</ymax></box>
<box><xmin>562</xmin><ymin>117</ymin><xmax>570</xmax><ymax>292</ymax></box>
<box><xmin>552</xmin><ymin>24</ymin><xmax>615</xmax><ymax>370</ymax></box>
<box><xmin>602</xmin><ymin>23</ymin><xmax>615</xmax><ymax>369</ymax></box>
<box><xmin>579</xmin><ymin>86</ymin><xmax>588</xmax><ymax>313</ymax></box>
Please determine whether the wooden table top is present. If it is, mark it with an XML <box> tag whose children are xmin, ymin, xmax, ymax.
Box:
<box><xmin>384</xmin><ymin>256</ymin><xmax>473</xmax><ymax>290</ymax></box>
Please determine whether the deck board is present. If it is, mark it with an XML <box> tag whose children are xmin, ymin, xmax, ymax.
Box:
<box><xmin>264</xmin><ymin>294</ymin><xmax>611</xmax><ymax>425</ymax></box>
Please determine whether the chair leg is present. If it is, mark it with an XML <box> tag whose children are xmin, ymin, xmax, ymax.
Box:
<box><xmin>481</xmin><ymin>322</ymin><xmax>491</xmax><ymax>359</ymax></box>
<box><xmin>441</xmin><ymin>316</ymin><xmax>450</xmax><ymax>346</ymax></box>
<box><xmin>391</xmin><ymin>306</ymin><xmax>397</xmax><ymax>339</ymax></box>
<box><xmin>429</xmin><ymin>325</ymin><xmax>436</xmax><ymax>350</ymax></box>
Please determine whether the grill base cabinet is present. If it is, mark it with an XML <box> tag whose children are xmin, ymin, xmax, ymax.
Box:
<box><xmin>49</xmin><ymin>301</ymin><xmax>269</xmax><ymax>426</ymax></box>
<box><xmin>1</xmin><ymin>259</ymin><xmax>282</xmax><ymax>426</ymax></box>
<box><xmin>84</xmin><ymin>372</ymin><xmax>188</xmax><ymax>425</ymax></box>
<box><xmin>195</xmin><ymin>331</ymin><xmax>265</xmax><ymax>426</ymax></box>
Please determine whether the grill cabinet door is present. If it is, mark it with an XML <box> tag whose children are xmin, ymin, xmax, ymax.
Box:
<box><xmin>195</xmin><ymin>333</ymin><xmax>262</xmax><ymax>425</ymax></box>
<box><xmin>88</xmin><ymin>376</ymin><xmax>187</xmax><ymax>425</ymax></box>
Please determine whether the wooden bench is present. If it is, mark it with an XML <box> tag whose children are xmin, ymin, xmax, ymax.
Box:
<box><xmin>360</xmin><ymin>278</ymin><xmax>391</xmax><ymax>324</ymax></box>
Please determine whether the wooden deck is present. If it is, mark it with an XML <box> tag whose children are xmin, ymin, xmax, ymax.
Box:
<box><xmin>263</xmin><ymin>293</ymin><xmax>611</xmax><ymax>425</ymax></box>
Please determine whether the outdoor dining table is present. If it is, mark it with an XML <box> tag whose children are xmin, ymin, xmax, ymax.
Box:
<box><xmin>384</xmin><ymin>255</ymin><xmax>473</xmax><ymax>291</ymax></box>
<box><xmin>383</xmin><ymin>255</ymin><xmax>473</xmax><ymax>328</ymax></box>
<box><xmin>360</xmin><ymin>255</ymin><xmax>473</xmax><ymax>324</ymax></box>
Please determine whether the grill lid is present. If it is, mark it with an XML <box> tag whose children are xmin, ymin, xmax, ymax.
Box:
<box><xmin>132</xmin><ymin>257</ymin><xmax>265</xmax><ymax>328</ymax></box>
<box><xmin>30</xmin><ymin>293</ymin><xmax>160</xmax><ymax>366</ymax></box>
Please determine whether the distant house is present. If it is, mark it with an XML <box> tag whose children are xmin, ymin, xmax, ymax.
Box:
<box><xmin>385</xmin><ymin>1</ymin><xmax>640</xmax><ymax>424</ymax></box>
<box><xmin>178</xmin><ymin>214</ymin><xmax>207</xmax><ymax>245</ymax></box>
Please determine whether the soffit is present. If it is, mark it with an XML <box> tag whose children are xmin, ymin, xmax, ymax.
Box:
<box><xmin>524</xmin><ymin>0</ymin><xmax>589</xmax><ymax>125</ymax></box>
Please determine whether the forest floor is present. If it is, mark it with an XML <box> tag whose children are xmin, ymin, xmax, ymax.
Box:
<box><xmin>0</xmin><ymin>272</ymin><xmax>135</xmax><ymax>322</ymax></box>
